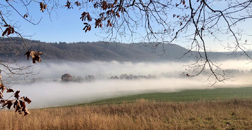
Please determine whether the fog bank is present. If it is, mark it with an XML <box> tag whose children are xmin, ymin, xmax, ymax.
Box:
<box><xmin>1</xmin><ymin>60</ymin><xmax>252</xmax><ymax>108</ymax></box>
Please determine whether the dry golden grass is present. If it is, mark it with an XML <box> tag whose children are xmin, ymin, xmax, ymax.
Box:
<box><xmin>1</xmin><ymin>99</ymin><xmax>252</xmax><ymax>130</ymax></box>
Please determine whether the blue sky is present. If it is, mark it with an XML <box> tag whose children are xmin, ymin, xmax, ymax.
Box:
<box><xmin>6</xmin><ymin>1</ymin><xmax>152</xmax><ymax>44</ymax></box>
<box><xmin>9</xmin><ymin>1</ymin><xmax>101</xmax><ymax>43</ymax></box>
<box><xmin>3</xmin><ymin>0</ymin><xmax>252</xmax><ymax>52</ymax></box>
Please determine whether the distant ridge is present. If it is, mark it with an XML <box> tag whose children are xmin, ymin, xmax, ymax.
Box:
<box><xmin>0</xmin><ymin>37</ymin><xmax>248</xmax><ymax>62</ymax></box>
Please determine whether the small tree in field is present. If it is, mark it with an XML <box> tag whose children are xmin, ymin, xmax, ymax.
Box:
<box><xmin>0</xmin><ymin>0</ymin><xmax>252</xmax><ymax>112</ymax></box>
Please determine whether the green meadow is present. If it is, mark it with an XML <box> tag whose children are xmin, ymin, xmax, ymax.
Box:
<box><xmin>87</xmin><ymin>86</ymin><xmax>252</xmax><ymax>105</ymax></box>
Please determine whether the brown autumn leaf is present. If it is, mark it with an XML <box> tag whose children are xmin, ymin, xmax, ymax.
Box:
<box><xmin>101</xmin><ymin>1</ymin><xmax>108</xmax><ymax>10</ymax></box>
<box><xmin>7</xmin><ymin>27</ymin><xmax>11</xmax><ymax>35</ymax></box>
<box><xmin>13</xmin><ymin>100</ymin><xmax>19</xmax><ymax>108</ymax></box>
<box><xmin>21</xmin><ymin>96</ymin><xmax>32</xmax><ymax>104</ymax></box>
<box><xmin>0</xmin><ymin>84</ymin><xmax>6</xmax><ymax>93</ymax></box>
<box><xmin>75</xmin><ymin>1</ymin><xmax>81</xmax><ymax>6</ymax></box>
<box><xmin>65</xmin><ymin>1</ymin><xmax>72</xmax><ymax>9</ymax></box>
<box><xmin>80</xmin><ymin>12</ymin><xmax>92</xmax><ymax>21</ymax></box>
<box><xmin>20</xmin><ymin>100</ymin><xmax>26</xmax><ymax>111</ymax></box>
<box><xmin>2</xmin><ymin>25</ymin><xmax>15</xmax><ymax>36</ymax></box>
<box><xmin>106</xmin><ymin>10</ymin><xmax>114</xmax><ymax>16</ymax></box>
<box><xmin>7</xmin><ymin>88</ymin><xmax>14</xmax><ymax>93</ymax></box>
<box><xmin>83</xmin><ymin>23</ymin><xmax>91</xmax><ymax>32</ymax></box>
<box><xmin>88</xmin><ymin>26</ymin><xmax>91</xmax><ymax>31</ymax></box>
<box><xmin>30</xmin><ymin>51</ymin><xmax>43</xmax><ymax>64</ymax></box>
<box><xmin>95</xmin><ymin>19</ymin><xmax>102</xmax><ymax>28</ymax></box>
<box><xmin>40</xmin><ymin>2</ymin><xmax>45</xmax><ymax>12</ymax></box>
<box><xmin>7</xmin><ymin>100</ymin><xmax>13</xmax><ymax>109</ymax></box>
<box><xmin>14</xmin><ymin>100</ymin><xmax>22</xmax><ymax>112</ymax></box>
<box><xmin>2</xmin><ymin>28</ymin><xmax>8</xmax><ymax>36</ymax></box>
<box><xmin>3</xmin><ymin>100</ymin><xmax>13</xmax><ymax>109</ymax></box>
<box><xmin>87</xmin><ymin>14</ymin><xmax>92</xmax><ymax>21</ymax></box>
<box><xmin>20</xmin><ymin>100</ymin><xmax>30</xmax><ymax>116</ymax></box>
<box><xmin>24</xmin><ymin>50</ymin><xmax>31</xmax><ymax>60</ymax></box>
<box><xmin>107</xmin><ymin>20</ymin><xmax>110</xmax><ymax>27</ymax></box>
<box><xmin>80</xmin><ymin>12</ymin><xmax>88</xmax><ymax>21</ymax></box>
<box><xmin>14</xmin><ymin>90</ymin><xmax>20</xmax><ymax>99</ymax></box>
<box><xmin>40</xmin><ymin>2</ymin><xmax>47</xmax><ymax>12</ymax></box>
<box><xmin>13</xmin><ymin>100</ymin><xmax>16</xmax><ymax>108</ymax></box>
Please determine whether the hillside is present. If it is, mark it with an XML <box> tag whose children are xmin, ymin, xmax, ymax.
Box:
<box><xmin>0</xmin><ymin>37</ymin><xmax>248</xmax><ymax>62</ymax></box>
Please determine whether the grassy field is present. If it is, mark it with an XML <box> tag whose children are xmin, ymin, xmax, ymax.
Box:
<box><xmin>1</xmin><ymin>86</ymin><xmax>252</xmax><ymax>130</ymax></box>
<box><xmin>86</xmin><ymin>86</ymin><xmax>252</xmax><ymax>105</ymax></box>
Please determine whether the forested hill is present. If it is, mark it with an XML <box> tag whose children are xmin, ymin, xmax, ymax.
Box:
<box><xmin>0</xmin><ymin>37</ymin><xmax>245</xmax><ymax>62</ymax></box>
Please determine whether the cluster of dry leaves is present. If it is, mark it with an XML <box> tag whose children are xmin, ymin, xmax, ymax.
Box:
<box><xmin>64</xmin><ymin>0</ymin><xmax>122</xmax><ymax>32</ymax></box>
<box><xmin>36</xmin><ymin>0</ymin><xmax>121</xmax><ymax>32</ymax></box>
<box><xmin>0</xmin><ymin>51</ymin><xmax>34</xmax><ymax>116</ymax></box>
<box><xmin>24</xmin><ymin>50</ymin><xmax>43</xmax><ymax>64</ymax></box>
<box><xmin>2</xmin><ymin>25</ymin><xmax>43</xmax><ymax>64</ymax></box>
<box><xmin>0</xmin><ymin>1</ymin><xmax>50</xmax><ymax>117</ymax></box>
<box><xmin>65</xmin><ymin>0</ymin><xmax>81</xmax><ymax>9</ymax></box>
<box><xmin>40</xmin><ymin>2</ymin><xmax>47</xmax><ymax>12</ymax></box>
<box><xmin>0</xmin><ymin>82</ymin><xmax>31</xmax><ymax>116</ymax></box>
<box><xmin>2</xmin><ymin>25</ymin><xmax>14</xmax><ymax>37</ymax></box>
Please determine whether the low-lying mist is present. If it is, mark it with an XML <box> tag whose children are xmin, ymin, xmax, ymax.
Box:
<box><xmin>2</xmin><ymin>60</ymin><xmax>252</xmax><ymax>108</ymax></box>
